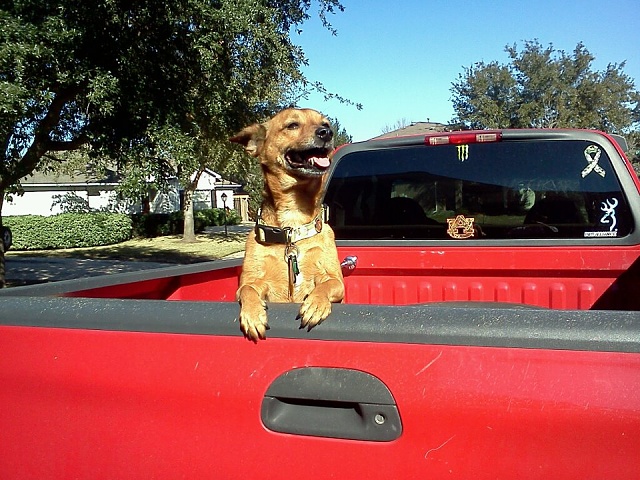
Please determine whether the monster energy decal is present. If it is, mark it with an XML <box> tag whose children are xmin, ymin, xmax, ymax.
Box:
<box><xmin>457</xmin><ymin>144</ymin><xmax>469</xmax><ymax>161</ymax></box>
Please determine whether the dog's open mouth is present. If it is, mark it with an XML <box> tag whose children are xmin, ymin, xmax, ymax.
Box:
<box><xmin>284</xmin><ymin>148</ymin><xmax>332</xmax><ymax>175</ymax></box>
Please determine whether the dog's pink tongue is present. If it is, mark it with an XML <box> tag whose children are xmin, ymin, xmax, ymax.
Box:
<box><xmin>310</xmin><ymin>156</ymin><xmax>330</xmax><ymax>169</ymax></box>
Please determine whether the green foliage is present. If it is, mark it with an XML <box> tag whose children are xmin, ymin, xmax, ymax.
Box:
<box><xmin>329</xmin><ymin>117</ymin><xmax>352</xmax><ymax>147</ymax></box>
<box><xmin>131</xmin><ymin>212</ymin><xmax>205</xmax><ymax>238</ymax></box>
<box><xmin>4</xmin><ymin>213</ymin><xmax>132</xmax><ymax>250</ymax></box>
<box><xmin>130</xmin><ymin>208</ymin><xmax>239</xmax><ymax>238</ymax></box>
<box><xmin>197</xmin><ymin>208</ymin><xmax>240</xmax><ymax>227</ymax></box>
<box><xmin>1</xmin><ymin>0</ymin><xmax>349</xmax><ymax>200</ymax></box>
<box><xmin>623</xmin><ymin>131</ymin><xmax>640</xmax><ymax>176</ymax></box>
<box><xmin>51</xmin><ymin>192</ymin><xmax>92</xmax><ymax>214</ymax></box>
<box><xmin>4</xmin><ymin>207</ymin><xmax>242</xmax><ymax>248</ymax></box>
<box><xmin>451</xmin><ymin>40</ymin><xmax>640</xmax><ymax>133</ymax></box>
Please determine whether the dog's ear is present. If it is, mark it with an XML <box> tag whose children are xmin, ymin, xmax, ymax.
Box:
<box><xmin>229</xmin><ymin>123</ymin><xmax>267</xmax><ymax>157</ymax></box>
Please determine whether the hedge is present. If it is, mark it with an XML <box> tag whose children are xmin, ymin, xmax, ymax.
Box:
<box><xmin>131</xmin><ymin>211</ymin><xmax>206</xmax><ymax>238</ymax></box>
<box><xmin>4</xmin><ymin>208</ymin><xmax>241</xmax><ymax>248</ymax></box>
<box><xmin>4</xmin><ymin>213</ymin><xmax>132</xmax><ymax>250</ymax></box>
<box><xmin>131</xmin><ymin>208</ymin><xmax>240</xmax><ymax>238</ymax></box>
<box><xmin>198</xmin><ymin>208</ymin><xmax>241</xmax><ymax>227</ymax></box>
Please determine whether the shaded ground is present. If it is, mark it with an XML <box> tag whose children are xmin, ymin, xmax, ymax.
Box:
<box><xmin>4</xmin><ymin>224</ymin><xmax>251</xmax><ymax>287</ymax></box>
<box><xmin>5</xmin><ymin>257</ymin><xmax>177</xmax><ymax>287</ymax></box>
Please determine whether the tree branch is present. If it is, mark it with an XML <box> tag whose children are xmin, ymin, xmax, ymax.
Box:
<box><xmin>46</xmin><ymin>135</ymin><xmax>90</xmax><ymax>152</ymax></box>
<box><xmin>6</xmin><ymin>85</ymin><xmax>86</xmax><ymax>187</ymax></box>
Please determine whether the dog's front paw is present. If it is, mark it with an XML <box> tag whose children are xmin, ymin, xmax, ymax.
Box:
<box><xmin>298</xmin><ymin>293</ymin><xmax>332</xmax><ymax>332</ymax></box>
<box><xmin>239</xmin><ymin>303</ymin><xmax>269</xmax><ymax>341</ymax></box>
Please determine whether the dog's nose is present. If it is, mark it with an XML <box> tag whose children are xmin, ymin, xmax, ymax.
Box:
<box><xmin>316</xmin><ymin>126</ymin><xmax>333</xmax><ymax>142</ymax></box>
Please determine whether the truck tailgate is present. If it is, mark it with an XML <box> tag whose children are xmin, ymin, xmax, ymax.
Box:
<box><xmin>1</xmin><ymin>298</ymin><xmax>639</xmax><ymax>479</ymax></box>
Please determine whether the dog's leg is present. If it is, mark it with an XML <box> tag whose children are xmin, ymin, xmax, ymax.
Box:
<box><xmin>237</xmin><ymin>283</ymin><xmax>270</xmax><ymax>341</ymax></box>
<box><xmin>297</xmin><ymin>275</ymin><xmax>345</xmax><ymax>331</ymax></box>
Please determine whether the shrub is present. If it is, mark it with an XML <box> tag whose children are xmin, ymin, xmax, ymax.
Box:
<box><xmin>130</xmin><ymin>211</ymin><xmax>208</xmax><ymax>238</ymax></box>
<box><xmin>197</xmin><ymin>208</ymin><xmax>241</xmax><ymax>226</ymax></box>
<box><xmin>130</xmin><ymin>208</ymin><xmax>240</xmax><ymax>238</ymax></box>
<box><xmin>4</xmin><ymin>213</ymin><xmax>132</xmax><ymax>250</ymax></box>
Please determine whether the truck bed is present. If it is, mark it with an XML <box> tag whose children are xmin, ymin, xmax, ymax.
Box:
<box><xmin>5</xmin><ymin>242</ymin><xmax>639</xmax><ymax>310</ymax></box>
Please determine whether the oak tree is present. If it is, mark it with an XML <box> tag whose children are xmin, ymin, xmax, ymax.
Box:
<box><xmin>451</xmin><ymin>40</ymin><xmax>640</xmax><ymax>132</ymax></box>
<box><xmin>0</xmin><ymin>0</ymin><xmax>346</xmax><ymax>283</ymax></box>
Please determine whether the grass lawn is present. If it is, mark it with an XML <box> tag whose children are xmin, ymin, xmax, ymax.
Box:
<box><xmin>6</xmin><ymin>230</ymin><xmax>247</xmax><ymax>264</ymax></box>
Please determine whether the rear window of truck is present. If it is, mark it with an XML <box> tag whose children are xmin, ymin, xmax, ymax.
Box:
<box><xmin>325</xmin><ymin>140</ymin><xmax>633</xmax><ymax>240</ymax></box>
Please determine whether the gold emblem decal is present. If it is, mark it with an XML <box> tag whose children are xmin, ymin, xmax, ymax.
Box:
<box><xmin>447</xmin><ymin>215</ymin><xmax>475</xmax><ymax>239</ymax></box>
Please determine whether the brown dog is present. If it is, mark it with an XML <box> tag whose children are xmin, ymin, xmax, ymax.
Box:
<box><xmin>230</xmin><ymin>108</ymin><xmax>345</xmax><ymax>341</ymax></box>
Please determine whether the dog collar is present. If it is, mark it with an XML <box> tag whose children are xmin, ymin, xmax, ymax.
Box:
<box><xmin>255</xmin><ymin>206</ymin><xmax>326</xmax><ymax>245</ymax></box>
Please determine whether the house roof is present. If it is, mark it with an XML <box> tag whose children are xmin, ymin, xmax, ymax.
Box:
<box><xmin>195</xmin><ymin>168</ymin><xmax>241</xmax><ymax>190</ymax></box>
<box><xmin>373</xmin><ymin>121</ymin><xmax>448</xmax><ymax>139</ymax></box>
<box><xmin>22</xmin><ymin>166</ymin><xmax>240</xmax><ymax>190</ymax></box>
<box><xmin>21</xmin><ymin>168</ymin><xmax>119</xmax><ymax>186</ymax></box>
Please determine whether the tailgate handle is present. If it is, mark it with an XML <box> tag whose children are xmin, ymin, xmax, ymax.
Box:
<box><xmin>261</xmin><ymin>367</ymin><xmax>402</xmax><ymax>441</ymax></box>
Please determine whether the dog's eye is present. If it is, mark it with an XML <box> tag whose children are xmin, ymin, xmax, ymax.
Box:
<box><xmin>286</xmin><ymin>122</ymin><xmax>300</xmax><ymax>130</ymax></box>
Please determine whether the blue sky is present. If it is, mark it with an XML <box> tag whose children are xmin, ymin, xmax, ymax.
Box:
<box><xmin>293</xmin><ymin>0</ymin><xmax>640</xmax><ymax>142</ymax></box>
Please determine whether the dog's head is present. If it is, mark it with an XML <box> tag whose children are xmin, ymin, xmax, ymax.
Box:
<box><xmin>230</xmin><ymin>108</ymin><xmax>334</xmax><ymax>178</ymax></box>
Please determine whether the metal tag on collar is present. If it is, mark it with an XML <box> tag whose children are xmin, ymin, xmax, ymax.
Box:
<box><xmin>322</xmin><ymin>204</ymin><xmax>329</xmax><ymax>223</ymax></box>
<box><xmin>284</xmin><ymin>227</ymin><xmax>294</xmax><ymax>245</ymax></box>
<box><xmin>286</xmin><ymin>244</ymin><xmax>300</xmax><ymax>298</ymax></box>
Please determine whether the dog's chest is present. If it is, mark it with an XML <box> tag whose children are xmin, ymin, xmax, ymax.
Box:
<box><xmin>264</xmin><ymin>247</ymin><xmax>316</xmax><ymax>302</ymax></box>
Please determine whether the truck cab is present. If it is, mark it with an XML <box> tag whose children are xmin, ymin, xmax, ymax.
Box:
<box><xmin>325</xmin><ymin>129</ymin><xmax>640</xmax><ymax>309</ymax></box>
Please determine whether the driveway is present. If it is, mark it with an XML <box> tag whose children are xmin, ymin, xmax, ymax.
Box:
<box><xmin>5</xmin><ymin>256</ymin><xmax>174</xmax><ymax>287</ymax></box>
<box><xmin>4</xmin><ymin>222</ymin><xmax>253</xmax><ymax>287</ymax></box>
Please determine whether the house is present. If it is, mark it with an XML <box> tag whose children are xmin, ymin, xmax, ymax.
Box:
<box><xmin>3</xmin><ymin>169</ymin><xmax>121</xmax><ymax>216</ymax></box>
<box><xmin>3</xmin><ymin>167</ymin><xmax>249</xmax><ymax>221</ymax></box>
<box><xmin>145</xmin><ymin>168</ymin><xmax>245</xmax><ymax>217</ymax></box>
<box><xmin>189</xmin><ymin>168</ymin><xmax>249</xmax><ymax>221</ymax></box>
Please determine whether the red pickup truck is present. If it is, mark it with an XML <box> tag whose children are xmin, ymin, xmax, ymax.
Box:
<box><xmin>1</xmin><ymin>129</ymin><xmax>639</xmax><ymax>479</ymax></box>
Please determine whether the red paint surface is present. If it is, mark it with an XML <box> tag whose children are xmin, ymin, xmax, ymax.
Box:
<box><xmin>337</xmin><ymin>245</ymin><xmax>640</xmax><ymax>309</ymax></box>
<box><xmin>64</xmin><ymin>245</ymin><xmax>640</xmax><ymax>310</ymax></box>
<box><xmin>1</xmin><ymin>325</ymin><xmax>639</xmax><ymax>479</ymax></box>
